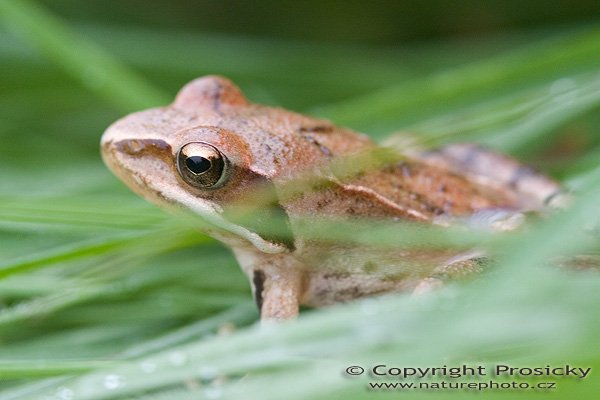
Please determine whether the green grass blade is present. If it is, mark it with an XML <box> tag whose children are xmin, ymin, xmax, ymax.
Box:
<box><xmin>316</xmin><ymin>28</ymin><xmax>600</xmax><ymax>134</ymax></box>
<box><xmin>0</xmin><ymin>0</ymin><xmax>169</xmax><ymax>111</ymax></box>
<box><xmin>0</xmin><ymin>360</ymin><xmax>113</xmax><ymax>379</ymax></box>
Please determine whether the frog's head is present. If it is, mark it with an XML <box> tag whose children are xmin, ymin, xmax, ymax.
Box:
<box><xmin>101</xmin><ymin>76</ymin><xmax>297</xmax><ymax>254</ymax></box>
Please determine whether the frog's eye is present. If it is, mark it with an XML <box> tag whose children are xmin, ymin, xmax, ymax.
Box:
<box><xmin>176</xmin><ymin>142</ymin><xmax>228</xmax><ymax>188</ymax></box>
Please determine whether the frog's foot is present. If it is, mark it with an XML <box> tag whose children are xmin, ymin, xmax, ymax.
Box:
<box><xmin>232</xmin><ymin>249</ymin><xmax>304</xmax><ymax>322</ymax></box>
<box><xmin>412</xmin><ymin>255</ymin><xmax>488</xmax><ymax>296</ymax></box>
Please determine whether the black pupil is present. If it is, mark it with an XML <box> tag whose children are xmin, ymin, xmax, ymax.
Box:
<box><xmin>185</xmin><ymin>156</ymin><xmax>211</xmax><ymax>174</ymax></box>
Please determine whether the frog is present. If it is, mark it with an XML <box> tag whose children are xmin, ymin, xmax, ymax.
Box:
<box><xmin>101</xmin><ymin>75</ymin><xmax>566</xmax><ymax>321</ymax></box>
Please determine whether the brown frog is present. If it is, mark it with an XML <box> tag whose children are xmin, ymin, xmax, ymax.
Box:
<box><xmin>101</xmin><ymin>76</ymin><xmax>564</xmax><ymax>321</ymax></box>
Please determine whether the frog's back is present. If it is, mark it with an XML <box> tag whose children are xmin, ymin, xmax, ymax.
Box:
<box><xmin>335</xmin><ymin>142</ymin><xmax>565</xmax><ymax>221</ymax></box>
<box><xmin>347</xmin><ymin>160</ymin><xmax>521</xmax><ymax>219</ymax></box>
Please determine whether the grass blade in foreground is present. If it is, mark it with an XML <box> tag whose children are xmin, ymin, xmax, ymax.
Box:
<box><xmin>0</xmin><ymin>2</ymin><xmax>598</xmax><ymax>400</ymax></box>
<box><xmin>316</xmin><ymin>27</ymin><xmax>600</xmax><ymax>134</ymax></box>
<box><xmin>0</xmin><ymin>0</ymin><xmax>169</xmax><ymax>111</ymax></box>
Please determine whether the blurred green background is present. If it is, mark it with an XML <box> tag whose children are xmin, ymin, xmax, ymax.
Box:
<box><xmin>30</xmin><ymin>0</ymin><xmax>600</xmax><ymax>43</ymax></box>
<box><xmin>1</xmin><ymin>1</ymin><xmax>600</xmax><ymax>399</ymax></box>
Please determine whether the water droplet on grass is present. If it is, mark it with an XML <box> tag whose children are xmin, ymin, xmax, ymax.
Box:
<box><xmin>168</xmin><ymin>351</ymin><xmax>188</xmax><ymax>366</ymax></box>
<box><xmin>140</xmin><ymin>361</ymin><xmax>157</xmax><ymax>373</ymax></box>
<box><xmin>56</xmin><ymin>387</ymin><xmax>74</xmax><ymax>400</ymax></box>
<box><xmin>103</xmin><ymin>374</ymin><xmax>124</xmax><ymax>390</ymax></box>
<box><xmin>204</xmin><ymin>386</ymin><xmax>223</xmax><ymax>399</ymax></box>
<box><xmin>199</xmin><ymin>365</ymin><xmax>218</xmax><ymax>381</ymax></box>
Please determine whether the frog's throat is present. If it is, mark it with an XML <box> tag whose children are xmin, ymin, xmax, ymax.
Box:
<box><xmin>162</xmin><ymin>185</ymin><xmax>289</xmax><ymax>254</ymax></box>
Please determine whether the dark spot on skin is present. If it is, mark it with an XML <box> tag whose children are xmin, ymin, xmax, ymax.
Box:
<box><xmin>401</xmin><ymin>163</ymin><xmax>411</xmax><ymax>178</ymax></box>
<box><xmin>471</xmin><ymin>256</ymin><xmax>491</xmax><ymax>268</ymax></box>
<box><xmin>319</xmin><ymin>145</ymin><xmax>332</xmax><ymax>156</ymax></box>
<box><xmin>363</xmin><ymin>261</ymin><xmax>378</xmax><ymax>273</ymax></box>
<box><xmin>302</xmin><ymin>134</ymin><xmax>333</xmax><ymax>157</ymax></box>
<box><xmin>454</xmin><ymin>145</ymin><xmax>484</xmax><ymax>167</ymax></box>
<box><xmin>433</xmin><ymin>208</ymin><xmax>446</xmax><ymax>216</ymax></box>
<box><xmin>337</xmin><ymin>286</ymin><xmax>362</xmax><ymax>300</ymax></box>
<box><xmin>419</xmin><ymin>149</ymin><xmax>437</xmax><ymax>159</ymax></box>
<box><xmin>315</xmin><ymin>200</ymin><xmax>328</xmax><ymax>210</ymax></box>
<box><xmin>407</xmin><ymin>191</ymin><xmax>444</xmax><ymax>214</ymax></box>
<box><xmin>302</xmin><ymin>134</ymin><xmax>315</xmax><ymax>142</ymax></box>
<box><xmin>252</xmin><ymin>269</ymin><xmax>266</xmax><ymax>313</ymax></box>
<box><xmin>383</xmin><ymin>271</ymin><xmax>409</xmax><ymax>282</ymax></box>
<box><xmin>508</xmin><ymin>166</ymin><xmax>536</xmax><ymax>188</ymax></box>
<box><xmin>211</xmin><ymin>81</ymin><xmax>222</xmax><ymax>112</ymax></box>
<box><xmin>443</xmin><ymin>201</ymin><xmax>454</xmax><ymax>213</ymax></box>
<box><xmin>437</xmin><ymin>184</ymin><xmax>447</xmax><ymax>193</ymax></box>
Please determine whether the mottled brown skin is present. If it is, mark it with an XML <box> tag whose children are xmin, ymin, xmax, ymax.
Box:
<box><xmin>101</xmin><ymin>75</ymin><xmax>563</xmax><ymax>321</ymax></box>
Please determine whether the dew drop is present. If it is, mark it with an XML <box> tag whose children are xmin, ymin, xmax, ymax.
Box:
<box><xmin>140</xmin><ymin>360</ymin><xmax>157</xmax><ymax>373</ymax></box>
<box><xmin>204</xmin><ymin>386</ymin><xmax>223</xmax><ymax>400</ymax></box>
<box><xmin>198</xmin><ymin>365</ymin><xmax>218</xmax><ymax>381</ymax></box>
<box><xmin>103</xmin><ymin>374</ymin><xmax>125</xmax><ymax>390</ymax></box>
<box><xmin>56</xmin><ymin>387</ymin><xmax>74</xmax><ymax>400</ymax></box>
<box><xmin>168</xmin><ymin>351</ymin><xmax>188</xmax><ymax>366</ymax></box>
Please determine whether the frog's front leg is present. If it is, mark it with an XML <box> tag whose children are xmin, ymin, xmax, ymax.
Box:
<box><xmin>252</xmin><ymin>263</ymin><xmax>304</xmax><ymax>321</ymax></box>
<box><xmin>233</xmin><ymin>249</ymin><xmax>304</xmax><ymax>321</ymax></box>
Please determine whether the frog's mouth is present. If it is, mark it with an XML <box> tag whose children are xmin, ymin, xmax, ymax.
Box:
<box><xmin>101</xmin><ymin>137</ymin><xmax>290</xmax><ymax>255</ymax></box>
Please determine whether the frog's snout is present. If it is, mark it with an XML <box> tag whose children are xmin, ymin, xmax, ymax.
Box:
<box><xmin>100</xmin><ymin>123</ymin><xmax>174</xmax><ymax>194</ymax></box>
<box><xmin>101</xmin><ymin>126</ymin><xmax>172</xmax><ymax>169</ymax></box>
